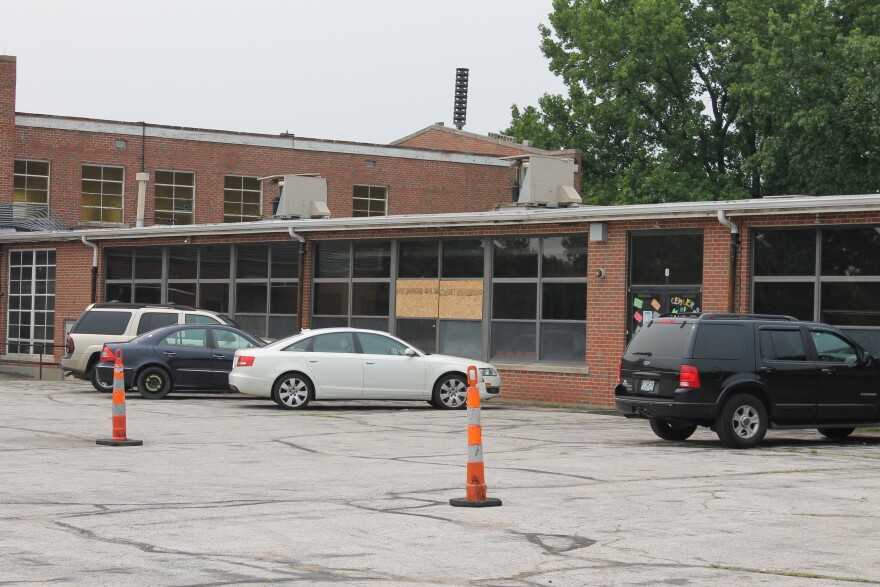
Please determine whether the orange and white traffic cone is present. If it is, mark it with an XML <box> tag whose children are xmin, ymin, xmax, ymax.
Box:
<box><xmin>96</xmin><ymin>350</ymin><xmax>143</xmax><ymax>447</ymax></box>
<box><xmin>450</xmin><ymin>365</ymin><xmax>501</xmax><ymax>508</ymax></box>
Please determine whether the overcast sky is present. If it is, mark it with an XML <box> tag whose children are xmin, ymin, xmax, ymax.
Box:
<box><xmin>1</xmin><ymin>0</ymin><xmax>567</xmax><ymax>144</ymax></box>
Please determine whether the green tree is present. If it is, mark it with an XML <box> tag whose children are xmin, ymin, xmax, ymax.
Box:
<box><xmin>506</xmin><ymin>0</ymin><xmax>880</xmax><ymax>205</ymax></box>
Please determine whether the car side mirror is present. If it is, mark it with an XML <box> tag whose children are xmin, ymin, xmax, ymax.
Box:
<box><xmin>863</xmin><ymin>352</ymin><xmax>874</xmax><ymax>368</ymax></box>
<box><xmin>405</xmin><ymin>348</ymin><xmax>417</xmax><ymax>357</ymax></box>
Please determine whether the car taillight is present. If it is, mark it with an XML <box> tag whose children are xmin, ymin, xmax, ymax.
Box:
<box><xmin>100</xmin><ymin>346</ymin><xmax>116</xmax><ymax>363</ymax></box>
<box><xmin>65</xmin><ymin>335</ymin><xmax>74</xmax><ymax>354</ymax></box>
<box><xmin>618</xmin><ymin>361</ymin><xmax>622</xmax><ymax>383</ymax></box>
<box><xmin>679</xmin><ymin>365</ymin><xmax>701</xmax><ymax>389</ymax></box>
<box><xmin>236</xmin><ymin>356</ymin><xmax>255</xmax><ymax>367</ymax></box>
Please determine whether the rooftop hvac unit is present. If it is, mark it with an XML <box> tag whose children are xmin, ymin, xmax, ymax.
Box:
<box><xmin>267</xmin><ymin>174</ymin><xmax>331</xmax><ymax>219</ymax></box>
<box><xmin>503</xmin><ymin>155</ymin><xmax>581</xmax><ymax>207</ymax></box>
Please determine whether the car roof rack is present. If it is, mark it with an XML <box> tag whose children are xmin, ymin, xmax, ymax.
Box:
<box><xmin>699</xmin><ymin>313</ymin><xmax>798</xmax><ymax>321</ymax></box>
<box><xmin>91</xmin><ymin>302</ymin><xmax>198</xmax><ymax>311</ymax></box>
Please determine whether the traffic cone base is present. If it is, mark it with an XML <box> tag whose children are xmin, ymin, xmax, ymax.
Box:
<box><xmin>96</xmin><ymin>438</ymin><xmax>143</xmax><ymax>446</ymax></box>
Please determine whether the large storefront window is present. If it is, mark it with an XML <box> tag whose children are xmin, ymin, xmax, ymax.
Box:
<box><xmin>6</xmin><ymin>250</ymin><xmax>56</xmax><ymax>355</ymax></box>
<box><xmin>104</xmin><ymin>242</ymin><xmax>298</xmax><ymax>339</ymax></box>
<box><xmin>311</xmin><ymin>235</ymin><xmax>587</xmax><ymax>364</ymax></box>
<box><xmin>753</xmin><ymin>227</ymin><xmax>880</xmax><ymax>353</ymax></box>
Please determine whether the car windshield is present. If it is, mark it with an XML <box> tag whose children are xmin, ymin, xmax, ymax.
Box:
<box><xmin>626</xmin><ymin>320</ymin><xmax>696</xmax><ymax>359</ymax></box>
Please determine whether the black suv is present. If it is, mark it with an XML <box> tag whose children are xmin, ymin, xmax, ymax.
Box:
<box><xmin>615</xmin><ymin>314</ymin><xmax>880</xmax><ymax>448</ymax></box>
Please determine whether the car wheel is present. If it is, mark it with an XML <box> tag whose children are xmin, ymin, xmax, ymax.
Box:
<box><xmin>715</xmin><ymin>393</ymin><xmax>768</xmax><ymax>449</ymax></box>
<box><xmin>817</xmin><ymin>427</ymin><xmax>855</xmax><ymax>439</ymax></box>
<box><xmin>89</xmin><ymin>363</ymin><xmax>113</xmax><ymax>393</ymax></box>
<box><xmin>649</xmin><ymin>418</ymin><xmax>697</xmax><ymax>441</ymax></box>
<box><xmin>432</xmin><ymin>374</ymin><xmax>468</xmax><ymax>410</ymax></box>
<box><xmin>137</xmin><ymin>367</ymin><xmax>172</xmax><ymax>399</ymax></box>
<box><xmin>273</xmin><ymin>372</ymin><xmax>313</xmax><ymax>409</ymax></box>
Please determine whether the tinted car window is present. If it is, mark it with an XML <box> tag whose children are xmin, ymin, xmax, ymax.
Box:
<box><xmin>810</xmin><ymin>330</ymin><xmax>858</xmax><ymax>363</ymax></box>
<box><xmin>357</xmin><ymin>332</ymin><xmax>408</xmax><ymax>355</ymax></box>
<box><xmin>74</xmin><ymin>311</ymin><xmax>132</xmax><ymax>335</ymax></box>
<box><xmin>213</xmin><ymin>329</ymin><xmax>258</xmax><ymax>350</ymax></box>
<box><xmin>627</xmin><ymin>321</ymin><xmax>695</xmax><ymax>358</ymax></box>
<box><xmin>185</xmin><ymin>313</ymin><xmax>222</xmax><ymax>325</ymax></box>
<box><xmin>759</xmin><ymin>329</ymin><xmax>807</xmax><ymax>361</ymax></box>
<box><xmin>692</xmin><ymin>324</ymin><xmax>745</xmax><ymax>360</ymax></box>
<box><xmin>137</xmin><ymin>312</ymin><xmax>179</xmax><ymax>335</ymax></box>
<box><xmin>160</xmin><ymin>328</ymin><xmax>208</xmax><ymax>348</ymax></box>
<box><xmin>312</xmin><ymin>333</ymin><xmax>356</xmax><ymax>354</ymax></box>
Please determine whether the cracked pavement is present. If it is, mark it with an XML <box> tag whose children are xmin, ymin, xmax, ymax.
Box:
<box><xmin>1</xmin><ymin>379</ymin><xmax>879</xmax><ymax>586</ymax></box>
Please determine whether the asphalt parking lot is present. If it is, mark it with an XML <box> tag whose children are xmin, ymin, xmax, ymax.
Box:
<box><xmin>1</xmin><ymin>379</ymin><xmax>879</xmax><ymax>586</ymax></box>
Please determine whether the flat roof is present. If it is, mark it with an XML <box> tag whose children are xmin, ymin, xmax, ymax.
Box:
<box><xmin>3</xmin><ymin>194</ymin><xmax>880</xmax><ymax>244</ymax></box>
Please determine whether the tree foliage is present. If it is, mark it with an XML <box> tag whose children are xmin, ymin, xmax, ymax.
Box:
<box><xmin>505</xmin><ymin>0</ymin><xmax>880</xmax><ymax>205</ymax></box>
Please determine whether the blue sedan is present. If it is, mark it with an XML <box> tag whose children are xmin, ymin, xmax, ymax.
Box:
<box><xmin>95</xmin><ymin>323</ymin><xmax>263</xmax><ymax>399</ymax></box>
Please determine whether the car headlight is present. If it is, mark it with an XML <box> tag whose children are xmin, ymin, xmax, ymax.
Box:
<box><xmin>479</xmin><ymin>367</ymin><xmax>497</xmax><ymax>377</ymax></box>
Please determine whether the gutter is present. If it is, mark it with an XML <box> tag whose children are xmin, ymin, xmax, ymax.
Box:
<box><xmin>717</xmin><ymin>210</ymin><xmax>740</xmax><ymax>313</ymax></box>
<box><xmin>288</xmin><ymin>227</ymin><xmax>307</xmax><ymax>332</ymax></box>
<box><xmin>81</xmin><ymin>236</ymin><xmax>99</xmax><ymax>303</ymax></box>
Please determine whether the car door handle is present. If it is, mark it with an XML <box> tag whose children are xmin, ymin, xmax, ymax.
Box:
<box><xmin>365</xmin><ymin>361</ymin><xmax>375</xmax><ymax>365</ymax></box>
<box><xmin>308</xmin><ymin>359</ymin><xmax>318</xmax><ymax>363</ymax></box>
<box><xmin>163</xmin><ymin>351</ymin><xmax>176</xmax><ymax>357</ymax></box>
<box><xmin>821</xmin><ymin>368</ymin><xmax>835</xmax><ymax>376</ymax></box>
<box><xmin>212</xmin><ymin>354</ymin><xmax>227</xmax><ymax>359</ymax></box>
<box><xmin>759</xmin><ymin>366</ymin><xmax>774</xmax><ymax>374</ymax></box>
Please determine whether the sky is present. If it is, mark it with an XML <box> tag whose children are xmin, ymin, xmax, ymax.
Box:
<box><xmin>1</xmin><ymin>0</ymin><xmax>567</xmax><ymax>145</ymax></box>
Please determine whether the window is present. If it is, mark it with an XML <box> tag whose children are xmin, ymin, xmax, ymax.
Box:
<box><xmin>81</xmin><ymin>165</ymin><xmax>123</xmax><ymax>223</ymax></box>
<box><xmin>155</xmin><ymin>170</ymin><xmax>195</xmax><ymax>225</ymax></box>
<box><xmin>693</xmin><ymin>324</ymin><xmax>745</xmax><ymax>360</ymax></box>
<box><xmin>312</xmin><ymin>241</ymin><xmax>391</xmax><ymax>332</ymax></box>
<box><xmin>759</xmin><ymin>329</ymin><xmax>807</xmax><ymax>361</ymax></box>
<box><xmin>312</xmin><ymin>332</ymin><xmax>356</xmax><ymax>353</ymax></box>
<box><xmin>160</xmin><ymin>328</ymin><xmax>208</xmax><ymax>348</ymax></box>
<box><xmin>13</xmin><ymin>160</ymin><xmax>50</xmax><ymax>214</ymax></box>
<box><xmin>136</xmin><ymin>312</ymin><xmax>179</xmax><ymax>335</ymax></box>
<box><xmin>213</xmin><ymin>329</ymin><xmax>257</xmax><ymax>350</ymax></box>
<box><xmin>6</xmin><ymin>250</ymin><xmax>56</xmax><ymax>355</ymax></box>
<box><xmin>224</xmin><ymin>175</ymin><xmax>262</xmax><ymax>222</ymax></box>
<box><xmin>810</xmin><ymin>330</ymin><xmax>858</xmax><ymax>363</ymax></box>
<box><xmin>753</xmin><ymin>227</ymin><xmax>880</xmax><ymax>355</ymax></box>
<box><xmin>491</xmin><ymin>235</ymin><xmax>587</xmax><ymax>364</ymax></box>
<box><xmin>104</xmin><ymin>243</ymin><xmax>299</xmax><ymax>340</ymax></box>
<box><xmin>356</xmin><ymin>332</ymin><xmax>408</xmax><ymax>355</ymax></box>
<box><xmin>353</xmin><ymin>185</ymin><xmax>387</xmax><ymax>217</ymax></box>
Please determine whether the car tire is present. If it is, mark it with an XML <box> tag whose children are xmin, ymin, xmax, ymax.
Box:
<box><xmin>649</xmin><ymin>418</ymin><xmax>697</xmax><ymax>441</ymax></box>
<box><xmin>715</xmin><ymin>393</ymin><xmax>768</xmax><ymax>449</ymax></box>
<box><xmin>817</xmin><ymin>427</ymin><xmax>855</xmax><ymax>439</ymax></box>
<box><xmin>137</xmin><ymin>367</ymin><xmax>172</xmax><ymax>399</ymax></box>
<box><xmin>273</xmin><ymin>372</ymin><xmax>313</xmax><ymax>409</ymax></box>
<box><xmin>90</xmin><ymin>363</ymin><xmax>113</xmax><ymax>393</ymax></box>
<box><xmin>432</xmin><ymin>374</ymin><xmax>468</xmax><ymax>410</ymax></box>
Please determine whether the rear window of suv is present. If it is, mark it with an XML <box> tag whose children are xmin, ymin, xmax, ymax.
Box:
<box><xmin>136</xmin><ymin>312</ymin><xmax>180</xmax><ymax>335</ymax></box>
<box><xmin>73</xmin><ymin>311</ymin><xmax>132</xmax><ymax>335</ymax></box>
<box><xmin>627</xmin><ymin>320</ymin><xmax>696</xmax><ymax>358</ymax></box>
<box><xmin>693</xmin><ymin>324</ymin><xmax>745</xmax><ymax>360</ymax></box>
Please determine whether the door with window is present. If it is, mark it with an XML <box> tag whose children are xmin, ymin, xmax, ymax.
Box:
<box><xmin>809</xmin><ymin>327</ymin><xmax>880</xmax><ymax>422</ymax></box>
<box><xmin>757</xmin><ymin>326</ymin><xmax>818</xmax><ymax>423</ymax></box>
<box><xmin>628</xmin><ymin>231</ymin><xmax>704</xmax><ymax>340</ymax></box>
<box><xmin>305</xmin><ymin>332</ymin><xmax>363</xmax><ymax>397</ymax></box>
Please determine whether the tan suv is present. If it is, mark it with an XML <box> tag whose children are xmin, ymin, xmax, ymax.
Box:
<box><xmin>62</xmin><ymin>303</ymin><xmax>239</xmax><ymax>392</ymax></box>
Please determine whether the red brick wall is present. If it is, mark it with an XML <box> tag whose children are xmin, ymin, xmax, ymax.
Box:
<box><xmin>11</xmin><ymin>125</ymin><xmax>520</xmax><ymax>227</ymax></box>
<box><xmin>0</xmin><ymin>56</ymin><xmax>15</xmax><ymax>201</ymax></box>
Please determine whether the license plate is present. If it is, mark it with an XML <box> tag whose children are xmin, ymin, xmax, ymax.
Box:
<box><xmin>639</xmin><ymin>379</ymin><xmax>656</xmax><ymax>393</ymax></box>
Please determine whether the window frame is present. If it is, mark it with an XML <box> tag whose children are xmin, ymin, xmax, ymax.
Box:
<box><xmin>6</xmin><ymin>249</ymin><xmax>56</xmax><ymax>356</ymax></box>
<box><xmin>81</xmin><ymin>164</ymin><xmax>124</xmax><ymax>224</ymax></box>
<box><xmin>154</xmin><ymin>169</ymin><xmax>195</xmax><ymax>225</ymax></box>
<box><xmin>223</xmin><ymin>174</ymin><xmax>262</xmax><ymax>223</ymax></box>
<box><xmin>352</xmin><ymin>184</ymin><xmax>388</xmax><ymax>217</ymax></box>
<box><xmin>13</xmin><ymin>159</ymin><xmax>51</xmax><ymax>213</ymax></box>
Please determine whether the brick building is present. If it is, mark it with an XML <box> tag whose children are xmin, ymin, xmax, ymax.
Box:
<box><xmin>3</xmin><ymin>54</ymin><xmax>880</xmax><ymax>406</ymax></box>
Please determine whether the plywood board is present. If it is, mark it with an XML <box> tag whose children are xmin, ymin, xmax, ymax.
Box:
<box><xmin>439</xmin><ymin>280</ymin><xmax>483</xmax><ymax>319</ymax></box>
<box><xmin>396</xmin><ymin>279</ymin><xmax>440</xmax><ymax>318</ymax></box>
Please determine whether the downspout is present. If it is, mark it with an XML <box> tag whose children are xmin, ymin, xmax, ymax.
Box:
<box><xmin>288</xmin><ymin>227</ymin><xmax>306</xmax><ymax>332</ymax></box>
<box><xmin>136</xmin><ymin>122</ymin><xmax>148</xmax><ymax>228</ymax></box>
<box><xmin>82</xmin><ymin>236</ymin><xmax>98</xmax><ymax>303</ymax></box>
<box><xmin>717</xmin><ymin>210</ymin><xmax>740</xmax><ymax>313</ymax></box>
